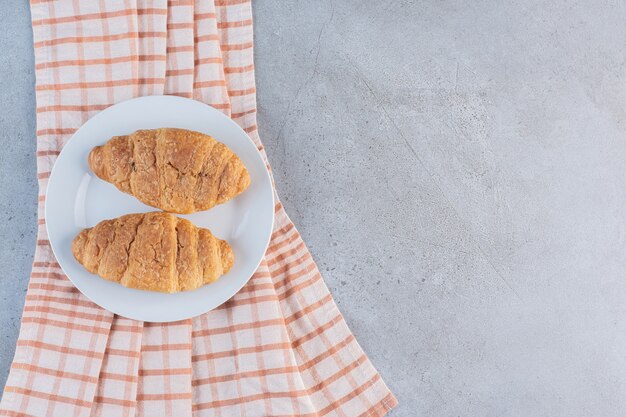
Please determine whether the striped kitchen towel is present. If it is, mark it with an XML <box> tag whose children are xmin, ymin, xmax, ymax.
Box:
<box><xmin>0</xmin><ymin>1</ymin><xmax>397</xmax><ymax>416</ymax></box>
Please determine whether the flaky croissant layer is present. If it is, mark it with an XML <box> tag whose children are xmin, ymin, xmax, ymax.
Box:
<box><xmin>72</xmin><ymin>212</ymin><xmax>234</xmax><ymax>293</ymax></box>
<box><xmin>89</xmin><ymin>128</ymin><xmax>251</xmax><ymax>214</ymax></box>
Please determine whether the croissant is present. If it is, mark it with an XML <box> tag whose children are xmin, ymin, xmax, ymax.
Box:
<box><xmin>72</xmin><ymin>212</ymin><xmax>234</xmax><ymax>293</ymax></box>
<box><xmin>89</xmin><ymin>128</ymin><xmax>251</xmax><ymax>214</ymax></box>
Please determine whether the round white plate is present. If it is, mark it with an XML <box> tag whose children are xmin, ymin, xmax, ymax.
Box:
<box><xmin>45</xmin><ymin>95</ymin><xmax>274</xmax><ymax>322</ymax></box>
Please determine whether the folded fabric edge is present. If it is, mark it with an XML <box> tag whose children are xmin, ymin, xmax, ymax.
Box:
<box><xmin>365</xmin><ymin>393</ymin><xmax>399</xmax><ymax>417</ymax></box>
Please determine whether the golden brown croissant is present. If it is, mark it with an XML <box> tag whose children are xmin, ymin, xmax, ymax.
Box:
<box><xmin>89</xmin><ymin>128</ymin><xmax>250</xmax><ymax>214</ymax></box>
<box><xmin>72</xmin><ymin>212</ymin><xmax>234</xmax><ymax>293</ymax></box>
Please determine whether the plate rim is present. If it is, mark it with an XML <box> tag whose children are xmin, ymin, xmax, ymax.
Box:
<box><xmin>44</xmin><ymin>95</ymin><xmax>275</xmax><ymax>322</ymax></box>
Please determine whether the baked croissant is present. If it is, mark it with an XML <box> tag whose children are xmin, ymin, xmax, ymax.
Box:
<box><xmin>89</xmin><ymin>128</ymin><xmax>250</xmax><ymax>214</ymax></box>
<box><xmin>72</xmin><ymin>212</ymin><xmax>234</xmax><ymax>293</ymax></box>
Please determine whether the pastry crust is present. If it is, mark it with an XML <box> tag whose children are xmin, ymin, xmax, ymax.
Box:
<box><xmin>89</xmin><ymin>128</ymin><xmax>251</xmax><ymax>214</ymax></box>
<box><xmin>72</xmin><ymin>212</ymin><xmax>234</xmax><ymax>293</ymax></box>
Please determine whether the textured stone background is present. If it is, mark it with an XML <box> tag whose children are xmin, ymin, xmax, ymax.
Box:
<box><xmin>4</xmin><ymin>1</ymin><xmax>626</xmax><ymax>416</ymax></box>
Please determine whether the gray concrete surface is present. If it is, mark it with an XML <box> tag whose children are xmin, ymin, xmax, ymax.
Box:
<box><xmin>0</xmin><ymin>0</ymin><xmax>37</xmax><ymax>396</ymax></box>
<box><xmin>3</xmin><ymin>0</ymin><xmax>626</xmax><ymax>416</ymax></box>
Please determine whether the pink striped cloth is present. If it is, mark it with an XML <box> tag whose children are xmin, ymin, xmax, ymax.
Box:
<box><xmin>0</xmin><ymin>1</ymin><xmax>397</xmax><ymax>416</ymax></box>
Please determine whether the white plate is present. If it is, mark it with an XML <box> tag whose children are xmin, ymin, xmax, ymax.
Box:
<box><xmin>45</xmin><ymin>96</ymin><xmax>274</xmax><ymax>322</ymax></box>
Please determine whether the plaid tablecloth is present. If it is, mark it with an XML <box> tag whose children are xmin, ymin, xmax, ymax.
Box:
<box><xmin>0</xmin><ymin>1</ymin><xmax>397</xmax><ymax>416</ymax></box>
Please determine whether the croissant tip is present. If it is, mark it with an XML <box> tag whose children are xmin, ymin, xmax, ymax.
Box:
<box><xmin>88</xmin><ymin>146</ymin><xmax>104</xmax><ymax>178</ymax></box>
<box><xmin>72</xmin><ymin>229</ymin><xmax>89</xmax><ymax>263</ymax></box>
<box><xmin>240</xmin><ymin>169</ymin><xmax>251</xmax><ymax>192</ymax></box>
<box><xmin>221</xmin><ymin>241</ymin><xmax>235</xmax><ymax>274</ymax></box>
